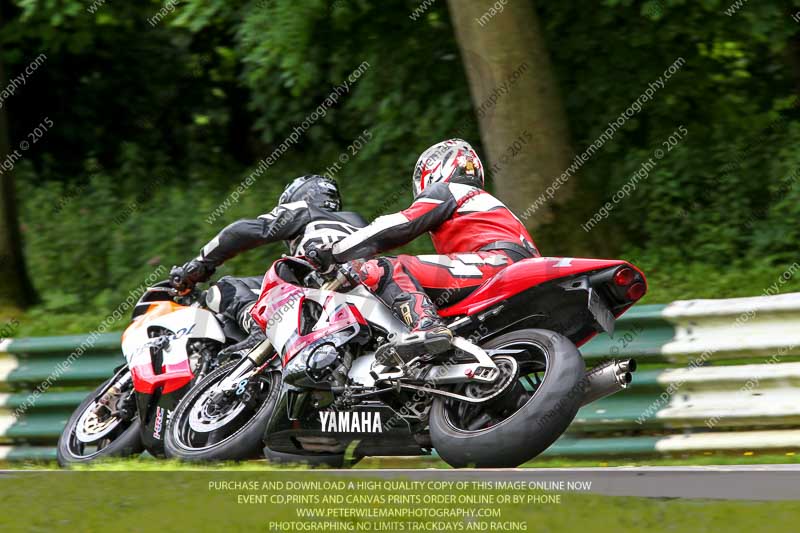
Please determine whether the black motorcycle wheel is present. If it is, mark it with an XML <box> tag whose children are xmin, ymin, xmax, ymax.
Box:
<box><xmin>164</xmin><ymin>361</ymin><xmax>280</xmax><ymax>461</ymax></box>
<box><xmin>57</xmin><ymin>372</ymin><xmax>143</xmax><ymax>466</ymax></box>
<box><xmin>429</xmin><ymin>328</ymin><xmax>585</xmax><ymax>468</ymax></box>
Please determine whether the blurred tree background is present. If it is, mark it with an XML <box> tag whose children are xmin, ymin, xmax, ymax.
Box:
<box><xmin>1</xmin><ymin>0</ymin><xmax>799</xmax><ymax>334</ymax></box>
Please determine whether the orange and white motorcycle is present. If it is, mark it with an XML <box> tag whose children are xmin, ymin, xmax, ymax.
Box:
<box><xmin>57</xmin><ymin>281</ymin><xmax>240</xmax><ymax>465</ymax></box>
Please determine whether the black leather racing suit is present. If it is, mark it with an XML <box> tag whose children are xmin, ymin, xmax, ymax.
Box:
<box><xmin>198</xmin><ymin>201</ymin><xmax>366</xmax><ymax>331</ymax></box>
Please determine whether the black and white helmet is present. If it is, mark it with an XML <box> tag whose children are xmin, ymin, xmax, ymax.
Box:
<box><xmin>279</xmin><ymin>175</ymin><xmax>342</xmax><ymax>211</ymax></box>
<box><xmin>412</xmin><ymin>139</ymin><xmax>484</xmax><ymax>197</ymax></box>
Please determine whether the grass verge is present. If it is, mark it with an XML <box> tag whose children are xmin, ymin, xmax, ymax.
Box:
<box><xmin>0</xmin><ymin>469</ymin><xmax>799</xmax><ymax>532</ymax></box>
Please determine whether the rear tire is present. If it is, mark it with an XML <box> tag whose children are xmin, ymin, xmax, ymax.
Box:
<box><xmin>429</xmin><ymin>329</ymin><xmax>585</xmax><ymax>468</ymax></box>
<box><xmin>57</xmin><ymin>374</ymin><xmax>143</xmax><ymax>466</ymax></box>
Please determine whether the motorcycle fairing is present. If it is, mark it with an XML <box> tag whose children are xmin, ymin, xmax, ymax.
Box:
<box><xmin>122</xmin><ymin>304</ymin><xmax>226</xmax><ymax>394</ymax></box>
<box><xmin>282</xmin><ymin>301</ymin><xmax>367</xmax><ymax>362</ymax></box>
<box><xmin>264</xmin><ymin>397</ymin><xmax>423</xmax><ymax>457</ymax></box>
<box><xmin>257</xmin><ymin>283</ymin><xmax>405</xmax><ymax>365</ymax></box>
<box><xmin>439</xmin><ymin>257</ymin><xmax>643</xmax><ymax>317</ymax></box>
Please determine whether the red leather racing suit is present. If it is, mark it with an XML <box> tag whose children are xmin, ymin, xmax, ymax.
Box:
<box><xmin>331</xmin><ymin>182</ymin><xmax>538</xmax><ymax>309</ymax></box>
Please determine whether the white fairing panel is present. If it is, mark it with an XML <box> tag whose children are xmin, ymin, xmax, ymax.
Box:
<box><xmin>266</xmin><ymin>292</ymin><xmax>305</xmax><ymax>353</ymax></box>
<box><xmin>323</xmin><ymin>285</ymin><xmax>405</xmax><ymax>331</ymax></box>
<box><xmin>122</xmin><ymin>307</ymin><xmax>226</xmax><ymax>367</ymax></box>
<box><xmin>264</xmin><ymin>285</ymin><xmax>407</xmax><ymax>356</ymax></box>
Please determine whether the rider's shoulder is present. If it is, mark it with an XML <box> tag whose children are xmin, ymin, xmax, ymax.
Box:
<box><xmin>259</xmin><ymin>200</ymin><xmax>310</xmax><ymax>219</ymax></box>
<box><xmin>276</xmin><ymin>200</ymin><xmax>310</xmax><ymax>212</ymax></box>
<box><xmin>416</xmin><ymin>181</ymin><xmax>458</xmax><ymax>202</ymax></box>
<box><xmin>444</xmin><ymin>182</ymin><xmax>486</xmax><ymax>202</ymax></box>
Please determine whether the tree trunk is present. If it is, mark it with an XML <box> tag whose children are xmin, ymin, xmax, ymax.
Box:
<box><xmin>0</xmin><ymin>6</ymin><xmax>37</xmax><ymax>308</ymax></box>
<box><xmin>446</xmin><ymin>0</ymin><xmax>573</xmax><ymax>228</ymax></box>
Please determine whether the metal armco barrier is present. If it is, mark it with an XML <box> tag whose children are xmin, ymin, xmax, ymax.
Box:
<box><xmin>551</xmin><ymin>292</ymin><xmax>800</xmax><ymax>457</ymax></box>
<box><xmin>0</xmin><ymin>333</ymin><xmax>122</xmax><ymax>460</ymax></box>
<box><xmin>2</xmin><ymin>293</ymin><xmax>800</xmax><ymax>461</ymax></box>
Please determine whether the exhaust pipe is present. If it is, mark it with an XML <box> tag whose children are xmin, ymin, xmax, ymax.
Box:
<box><xmin>580</xmin><ymin>358</ymin><xmax>637</xmax><ymax>406</ymax></box>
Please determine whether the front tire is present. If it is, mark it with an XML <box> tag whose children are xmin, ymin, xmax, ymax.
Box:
<box><xmin>164</xmin><ymin>361</ymin><xmax>280</xmax><ymax>461</ymax></box>
<box><xmin>57</xmin><ymin>373</ymin><xmax>143</xmax><ymax>466</ymax></box>
<box><xmin>429</xmin><ymin>329</ymin><xmax>585</xmax><ymax>468</ymax></box>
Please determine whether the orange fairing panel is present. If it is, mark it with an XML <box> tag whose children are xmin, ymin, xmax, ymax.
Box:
<box><xmin>122</xmin><ymin>301</ymin><xmax>186</xmax><ymax>343</ymax></box>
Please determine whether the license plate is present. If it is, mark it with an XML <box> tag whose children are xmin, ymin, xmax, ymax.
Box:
<box><xmin>588</xmin><ymin>289</ymin><xmax>615</xmax><ymax>335</ymax></box>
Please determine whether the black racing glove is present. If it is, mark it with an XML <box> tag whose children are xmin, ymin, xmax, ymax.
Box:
<box><xmin>169</xmin><ymin>259</ymin><xmax>215</xmax><ymax>293</ymax></box>
<box><xmin>304</xmin><ymin>241</ymin><xmax>335</xmax><ymax>272</ymax></box>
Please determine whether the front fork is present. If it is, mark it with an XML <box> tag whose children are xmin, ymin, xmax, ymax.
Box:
<box><xmin>93</xmin><ymin>366</ymin><xmax>133</xmax><ymax>402</ymax></box>
<box><xmin>217</xmin><ymin>339</ymin><xmax>275</xmax><ymax>393</ymax></box>
<box><xmin>214</xmin><ymin>273</ymin><xmax>346</xmax><ymax>393</ymax></box>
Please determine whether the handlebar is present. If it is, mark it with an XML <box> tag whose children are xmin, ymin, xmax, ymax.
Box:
<box><xmin>174</xmin><ymin>287</ymin><xmax>204</xmax><ymax>306</ymax></box>
<box><xmin>133</xmin><ymin>281</ymin><xmax>205</xmax><ymax>317</ymax></box>
<box><xmin>313</xmin><ymin>261</ymin><xmax>361</xmax><ymax>292</ymax></box>
<box><xmin>163</xmin><ymin>253</ymin><xmax>359</xmax><ymax>310</ymax></box>
<box><xmin>301</xmin><ymin>245</ymin><xmax>360</xmax><ymax>288</ymax></box>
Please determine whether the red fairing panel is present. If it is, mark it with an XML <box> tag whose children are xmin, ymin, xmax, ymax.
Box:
<box><xmin>131</xmin><ymin>360</ymin><xmax>192</xmax><ymax>395</ymax></box>
<box><xmin>123</xmin><ymin>300</ymin><xmax>196</xmax><ymax>395</ymax></box>
<box><xmin>251</xmin><ymin>259</ymin><xmax>293</xmax><ymax>331</ymax></box>
<box><xmin>250</xmin><ymin>258</ymin><xmax>366</xmax><ymax>366</ymax></box>
<box><xmin>439</xmin><ymin>257</ymin><xmax>644</xmax><ymax>317</ymax></box>
<box><xmin>281</xmin><ymin>300</ymin><xmax>364</xmax><ymax>364</ymax></box>
<box><xmin>253</xmin><ymin>284</ymin><xmax>304</xmax><ymax>332</ymax></box>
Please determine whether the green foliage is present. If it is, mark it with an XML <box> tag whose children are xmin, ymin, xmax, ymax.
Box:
<box><xmin>538</xmin><ymin>0</ymin><xmax>800</xmax><ymax>274</ymax></box>
<box><xmin>3</xmin><ymin>0</ymin><xmax>800</xmax><ymax>329</ymax></box>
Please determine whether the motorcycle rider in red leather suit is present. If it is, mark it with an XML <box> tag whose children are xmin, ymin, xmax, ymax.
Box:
<box><xmin>316</xmin><ymin>139</ymin><xmax>539</xmax><ymax>359</ymax></box>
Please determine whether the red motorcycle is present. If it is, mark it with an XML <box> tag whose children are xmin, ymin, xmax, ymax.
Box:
<box><xmin>165</xmin><ymin>255</ymin><xmax>645</xmax><ymax>468</ymax></box>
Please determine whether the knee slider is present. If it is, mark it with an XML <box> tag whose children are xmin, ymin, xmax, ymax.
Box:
<box><xmin>359</xmin><ymin>259</ymin><xmax>386</xmax><ymax>290</ymax></box>
<box><xmin>205</xmin><ymin>285</ymin><xmax>223</xmax><ymax>313</ymax></box>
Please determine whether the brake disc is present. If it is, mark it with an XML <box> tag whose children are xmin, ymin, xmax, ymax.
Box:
<box><xmin>188</xmin><ymin>388</ymin><xmax>248</xmax><ymax>433</ymax></box>
<box><xmin>75</xmin><ymin>402</ymin><xmax>122</xmax><ymax>443</ymax></box>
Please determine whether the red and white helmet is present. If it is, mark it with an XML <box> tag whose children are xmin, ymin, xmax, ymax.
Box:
<box><xmin>412</xmin><ymin>139</ymin><xmax>484</xmax><ymax>196</ymax></box>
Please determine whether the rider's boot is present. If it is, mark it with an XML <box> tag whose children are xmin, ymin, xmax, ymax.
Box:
<box><xmin>391</xmin><ymin>292</ymin><xmax>453</xmax><ymax>360</ymax></box>
<box><xmin>217</xmin><ymin>304</ymin><xmax>266</xmax><ymax>361</ymax></box>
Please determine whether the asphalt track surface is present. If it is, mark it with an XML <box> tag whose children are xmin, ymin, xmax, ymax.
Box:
<box><xmin>3</xmin><ymin>465</ymin><xmax>800</xmax><ymax>500</ymax></box>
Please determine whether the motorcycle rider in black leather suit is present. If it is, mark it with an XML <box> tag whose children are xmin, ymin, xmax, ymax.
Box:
<box><xmin>170</xmin><ymin>175</ymin><xmax>365</xmax><ymax>358</ymax></box>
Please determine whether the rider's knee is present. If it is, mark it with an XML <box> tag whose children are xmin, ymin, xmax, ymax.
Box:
<box><xmin>208</xmin><ymin>276</ymin><xmax>258</xmax><ymax>317</ymax></box>
<box><xmin>205</xmin><ymin>285</ymin><xmax>223</xmax><ymax>313</ymax></box>
<box><xmin>359</xmin><ymin>258</ymin><xmax>399</xmax><ymax>292</ymax></box>
<box><xmin>359</xmin><ymin>259</ymin><xmax>385</xmax><ymax>291</ymax></box>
